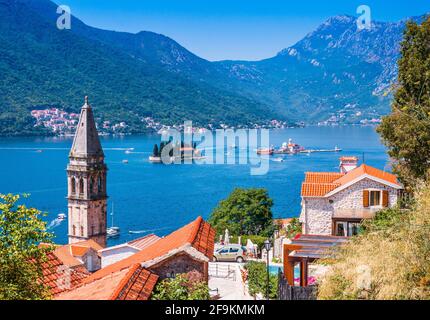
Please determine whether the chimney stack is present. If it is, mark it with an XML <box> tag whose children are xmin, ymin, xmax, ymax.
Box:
<box><xmin>339</xmin><ymin>156</ymin><xmax>358</xmax><ymax>174</ymax></box>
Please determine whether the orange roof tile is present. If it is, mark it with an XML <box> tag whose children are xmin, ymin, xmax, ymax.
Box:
<box><xmin>55</xmin><ymin>264</ymin><xmax>158</xmax><ymax>300</ymax></box>
<box><xmin>304</xmin><ymin>172</ymin><xmax>344</xmax><ymax>184</ymax></box>
<box><xmin>38</xmin><ymin>252</ymin><xmax>90</xmax><ymax>296</ymax></box>
<box><xmin>46</xmin><ymin>239</ymin><xmax>103</xmax><ymax>268</ymax></box>
<box><xmin>334</xmin><ymin>164</ymin><xmax>401</xmax><ymax>187</ymax></box>
<box><xmin>85</xmin><ymin>216</ymin><xmax>215</xmax><ymax>283</ymax></box>
<box><xmin>301</xmin><ymin>183</ymin><xmax>340</xmax><ymax>197</ymax></box>
<box><xmin>301</xmin><ymin>164</ymin><xmax>402</xmax><ymax>197</ymax></box>
<box><xmin>70</xmin><ymin>245</ymin><xmax>89</xmax><ymax>257</ymax></box>
<box><xmin>128</xmin><ymin>234</ymin><xmax>161</xmax><ymax>250</ymax></box>
<box><xmin>113</xmin><ymin>264</ymin><xmax>159</xmax><ymax>300</ymax></box>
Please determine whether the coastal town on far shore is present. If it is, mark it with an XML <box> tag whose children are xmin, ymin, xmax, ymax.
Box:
<box><xmin>31</xmin><ymin>107</ymin><xmax>382</xmax><ymax>136</ymax></box>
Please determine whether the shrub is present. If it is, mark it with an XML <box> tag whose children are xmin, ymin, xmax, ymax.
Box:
<box><xmin>152</xmin><ymin>273</ymin><xmax>210</xmax><ymax>300</ymax></box>
<box><xmin>244</xmin><ymin>261</ymin><xmax>278</xmax><ymax>299</ymax></box>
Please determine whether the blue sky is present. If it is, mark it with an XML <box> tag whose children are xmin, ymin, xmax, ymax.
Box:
<box><xmin>54</xmin><ymin>0</ymin><xmax>429</xmax><ymax>61</ymax></box>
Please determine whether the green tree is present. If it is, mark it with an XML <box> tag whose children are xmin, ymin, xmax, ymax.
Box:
<box><xmin>0</xmin><ymin>194</ymin><xmax>54</xmax><ymax>300</ymax></box>
<box><xmin>377</xmin><ymin>17</ymin><xmax>430</xmax><ymax>187</ymax></box>
<box><xmin>152</xmin><ymin>274</ymin><xmax>210</xmax><ymax>300</ymax></box>
<box><xmin>209</xmin><ymin>188</ymin><xmax>274</xmax><ymax>236</ymax></box>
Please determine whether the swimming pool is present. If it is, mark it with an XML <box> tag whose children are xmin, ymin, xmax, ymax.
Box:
<box><xmin>268</xmin><ymin>265</ymin><xmax>300</xmax><ymax>278</ymax></box>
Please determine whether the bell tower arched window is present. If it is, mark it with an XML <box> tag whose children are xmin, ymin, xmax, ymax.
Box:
<box><xmin>89</xmin><ymin>177</ymin><xmax>95</xmax><ymax>195</ymax></box>
<box><xmin>98</xmin><ymin>176</ymin><xmax>102</xmax><ymax>194</ymax></box>
<box><xmin>79</xmin><ymin>179</ymin><xmax>84</xmax><ymax>195</ymax></box>
<box><xmin>71</xmin><ymin>177</ymin><xmax>76</xmax><ymax>194</ymax></box>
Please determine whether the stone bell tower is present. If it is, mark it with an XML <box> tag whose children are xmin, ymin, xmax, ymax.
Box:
<box><xmin>67</xmin><ymin>96</ymin><xmax>108</xmax><ymax>247</ymax></box>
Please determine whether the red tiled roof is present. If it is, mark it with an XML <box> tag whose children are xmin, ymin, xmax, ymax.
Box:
<box><xmin>301</xmin><ymin>183</ymin><xmax>340</xmax><ymax>197</ymax></box>
<box><xmin>85</xmin><ymin>216</ymin><xmax>215</xmax><ymax>283</ymax></box>
<box><xmin>128</xmin><ymin>234</ymin><xmax>161</xmax><ymax>250</ymax></box>
<box><xmin>55</xmin><ymin>264</ymin><xmax>158</xmax><ymax>300</ymax></box>
<box><xmin>42</xmin><ymin>239</ymin><xmax>103</xmax><ymax>268</ymax></box>
<box><xmin>304</xmin><ymin>172</ymin><xmax>344</xmax><ymax>184</ymax></box>
<box><xmin>301</xmin><ymin>164</ymin><xmax>402</xmax><ymax>197</ymax></box>
<box><xmin>334</xmin><ymin>164</ymin><xmax>400</xmax><ymax>187</ymax></box>
<box><xmin>113</xmin><ymin>264</ymin><xmax>159</xmax><ymax>300</ymax></box>
<box><xmin>40</xmin><ymin>252</ymin><xmax>89</xmax><ymax>296</ymax></box>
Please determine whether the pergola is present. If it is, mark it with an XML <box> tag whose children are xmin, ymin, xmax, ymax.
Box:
<box><xmin>283</xmin><ymin>234</ymin><xmax>348</xmax><ymax>287</ymax></box>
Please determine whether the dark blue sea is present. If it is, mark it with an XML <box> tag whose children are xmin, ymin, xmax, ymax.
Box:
<box><xmin>0</xmin><ymin>126</ymin><xmax>388</xmax><ymax>246</ymax></box>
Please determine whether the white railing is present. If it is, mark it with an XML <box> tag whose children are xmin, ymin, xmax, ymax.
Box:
<box><xmin>208</xmin><ymin>263</ymin><xmax>237</xmax><ymax>281</ymax></box>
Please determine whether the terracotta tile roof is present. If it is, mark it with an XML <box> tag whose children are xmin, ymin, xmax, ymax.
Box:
<box><xmin>334</xmin><ymin>164</ymin><xmax>401</xmax><ymax>187</ymax></box>
<box><xmin>43</xmin><ymin>240</ymin><xmax>103</xmax><ymax>268</ymax></box>
<box><xmin>301</xmin><ymin>183</ymin><xmax>340</xmax><ymax>197</ymax></box>
<box><xmin>55</xmin><ymin>264</ymin><xmax>158</xmax><ymax>300</ymax></box>
<box><xmin>40</xmin><ymin>252</ymin><xmax>90</xmax><ymax>296</ymax></box>
<box><xmin>70</xmin><ymin>245</ymin><xmax>89</xmax><ymax>257</ymax></box>
<box><xmin>304</xmin><ymin>172</ymin><xmax>344</xmax><ymax>184</ymax></box>
<box><xmin>85</xmin><ymin>216</ymin><xmax>215</xmax><ymax>283</ymax></box>
<box><xmin>114</xmin><ymin>264</ymin><xmax>159</xmax><ymax>300</ymax></box>
<box><xmin>128</xmin><ymin>234</ymin><xmax>161</xmax><ymax>250</ymax></box>
<box><xmin>301</xmin><ymin>164</ymin><xmax>402</xmax><ymax>197</ymax></box>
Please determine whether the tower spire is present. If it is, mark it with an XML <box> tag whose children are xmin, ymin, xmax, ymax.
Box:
<box><xmin>69</xmin><ymin>96</ymin><xmax>103</xmax><ymax>158</ymax></box>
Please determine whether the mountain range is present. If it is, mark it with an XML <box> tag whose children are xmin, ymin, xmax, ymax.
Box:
<box><xmin>0</xmin><ymin>0</ymin><xmax>427</xmax><ymax>136</ymax></box>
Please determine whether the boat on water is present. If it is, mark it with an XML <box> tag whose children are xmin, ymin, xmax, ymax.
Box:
<box><xmin>257</xmin><ymin>148</ymin><xmax>274</xmax><ymax>155</ymax></box>
<box><xmin>57</xmin><ymin>213</ymin><xmax>66</xmax><ymax>220</ymax></box>
<box><xmin>107</xmin><ymin>227</ymin><xmax>120</xmax><ymax>238</ymax></box>
<box><xmin>107</xmin><ymin>203</ymin><xmax>120</xmax><ymax>238</ymax></box>
<box><xmin>149</xmin><ymin>156</ymin><xmax>163</xmax><ymax>163</ymax></box>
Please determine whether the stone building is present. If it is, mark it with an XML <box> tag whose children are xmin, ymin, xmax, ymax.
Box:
<box><xmin>55</xmin><ymin>216</ymin><xmax>216</xmax><ymax>300</ymax></box>
<box><xmin>299</xmin><ymin>157</ymin><xmax>403</xmax><ymax>236</ymax></box>
<box><xmin>67</xmin><ymin>97</ymin><xmax>108</xmax><ymax>248</ymax></box>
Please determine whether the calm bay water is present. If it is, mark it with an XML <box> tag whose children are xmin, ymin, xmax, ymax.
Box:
<box><xmin>0</xmin><ymin>126</ymin><xmax>388</xmax><ymax>246</ymax></box>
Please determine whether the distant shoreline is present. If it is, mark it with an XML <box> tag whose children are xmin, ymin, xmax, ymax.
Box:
<box><xmin>0</xmin><ymin>123</ymin><xmax>381</xmax><ymax>139</ymax></box>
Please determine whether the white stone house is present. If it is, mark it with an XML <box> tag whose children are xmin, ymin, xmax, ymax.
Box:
<box><xmin>299</xmin><ymin>157</ymin><xmax>403</xmax><ymax>236</ymax></box>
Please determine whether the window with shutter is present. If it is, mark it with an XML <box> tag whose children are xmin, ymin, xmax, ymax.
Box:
<box><xmin>382</xmin><ymin>190</ymin><xmax>389</xmax><ymax>207</ymax></box>
<box><xmin>363</xmin><ymin>190</ymin><xmax>369</xmax><ymax>207</ymax></box>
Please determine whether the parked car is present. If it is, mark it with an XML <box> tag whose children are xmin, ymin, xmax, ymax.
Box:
<box><xmin>213</xmin><ymin>244</ymin><xmax>247</xmax><ymax>263</ymax></box>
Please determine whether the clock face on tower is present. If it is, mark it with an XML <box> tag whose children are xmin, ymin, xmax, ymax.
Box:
<box><xmin>67</xmin><ymin>97</ymin><xmax>108</xmax><ymax>248</ymax></box>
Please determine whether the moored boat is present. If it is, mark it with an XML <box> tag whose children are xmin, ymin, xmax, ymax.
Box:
<box><xmin>257</xmin><ymin>148</ymin><xmax>274</xmax><ymax>155</ymax></box>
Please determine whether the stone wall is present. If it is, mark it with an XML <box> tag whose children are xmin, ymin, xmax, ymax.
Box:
<box><xmin>150</xmin><ymin>252</ymin><xmax>206</xmax><ymax>280</ymax></box>
<box><xmin>300</xmin><ymin>178</ymin><xmax>399</xmax><ymax>235</ymax></box>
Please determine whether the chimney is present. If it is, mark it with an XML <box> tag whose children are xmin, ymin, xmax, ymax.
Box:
<box><xmin>339</xmin><ymin>156</ymin><xmax>358</xmax><ymax>173</ymax></box>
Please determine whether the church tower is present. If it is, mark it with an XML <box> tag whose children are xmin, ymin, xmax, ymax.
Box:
<box><xmin>67</xmin><ymin>96</ymin><xmax>108</xmax><ymax>247</ymax></box>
